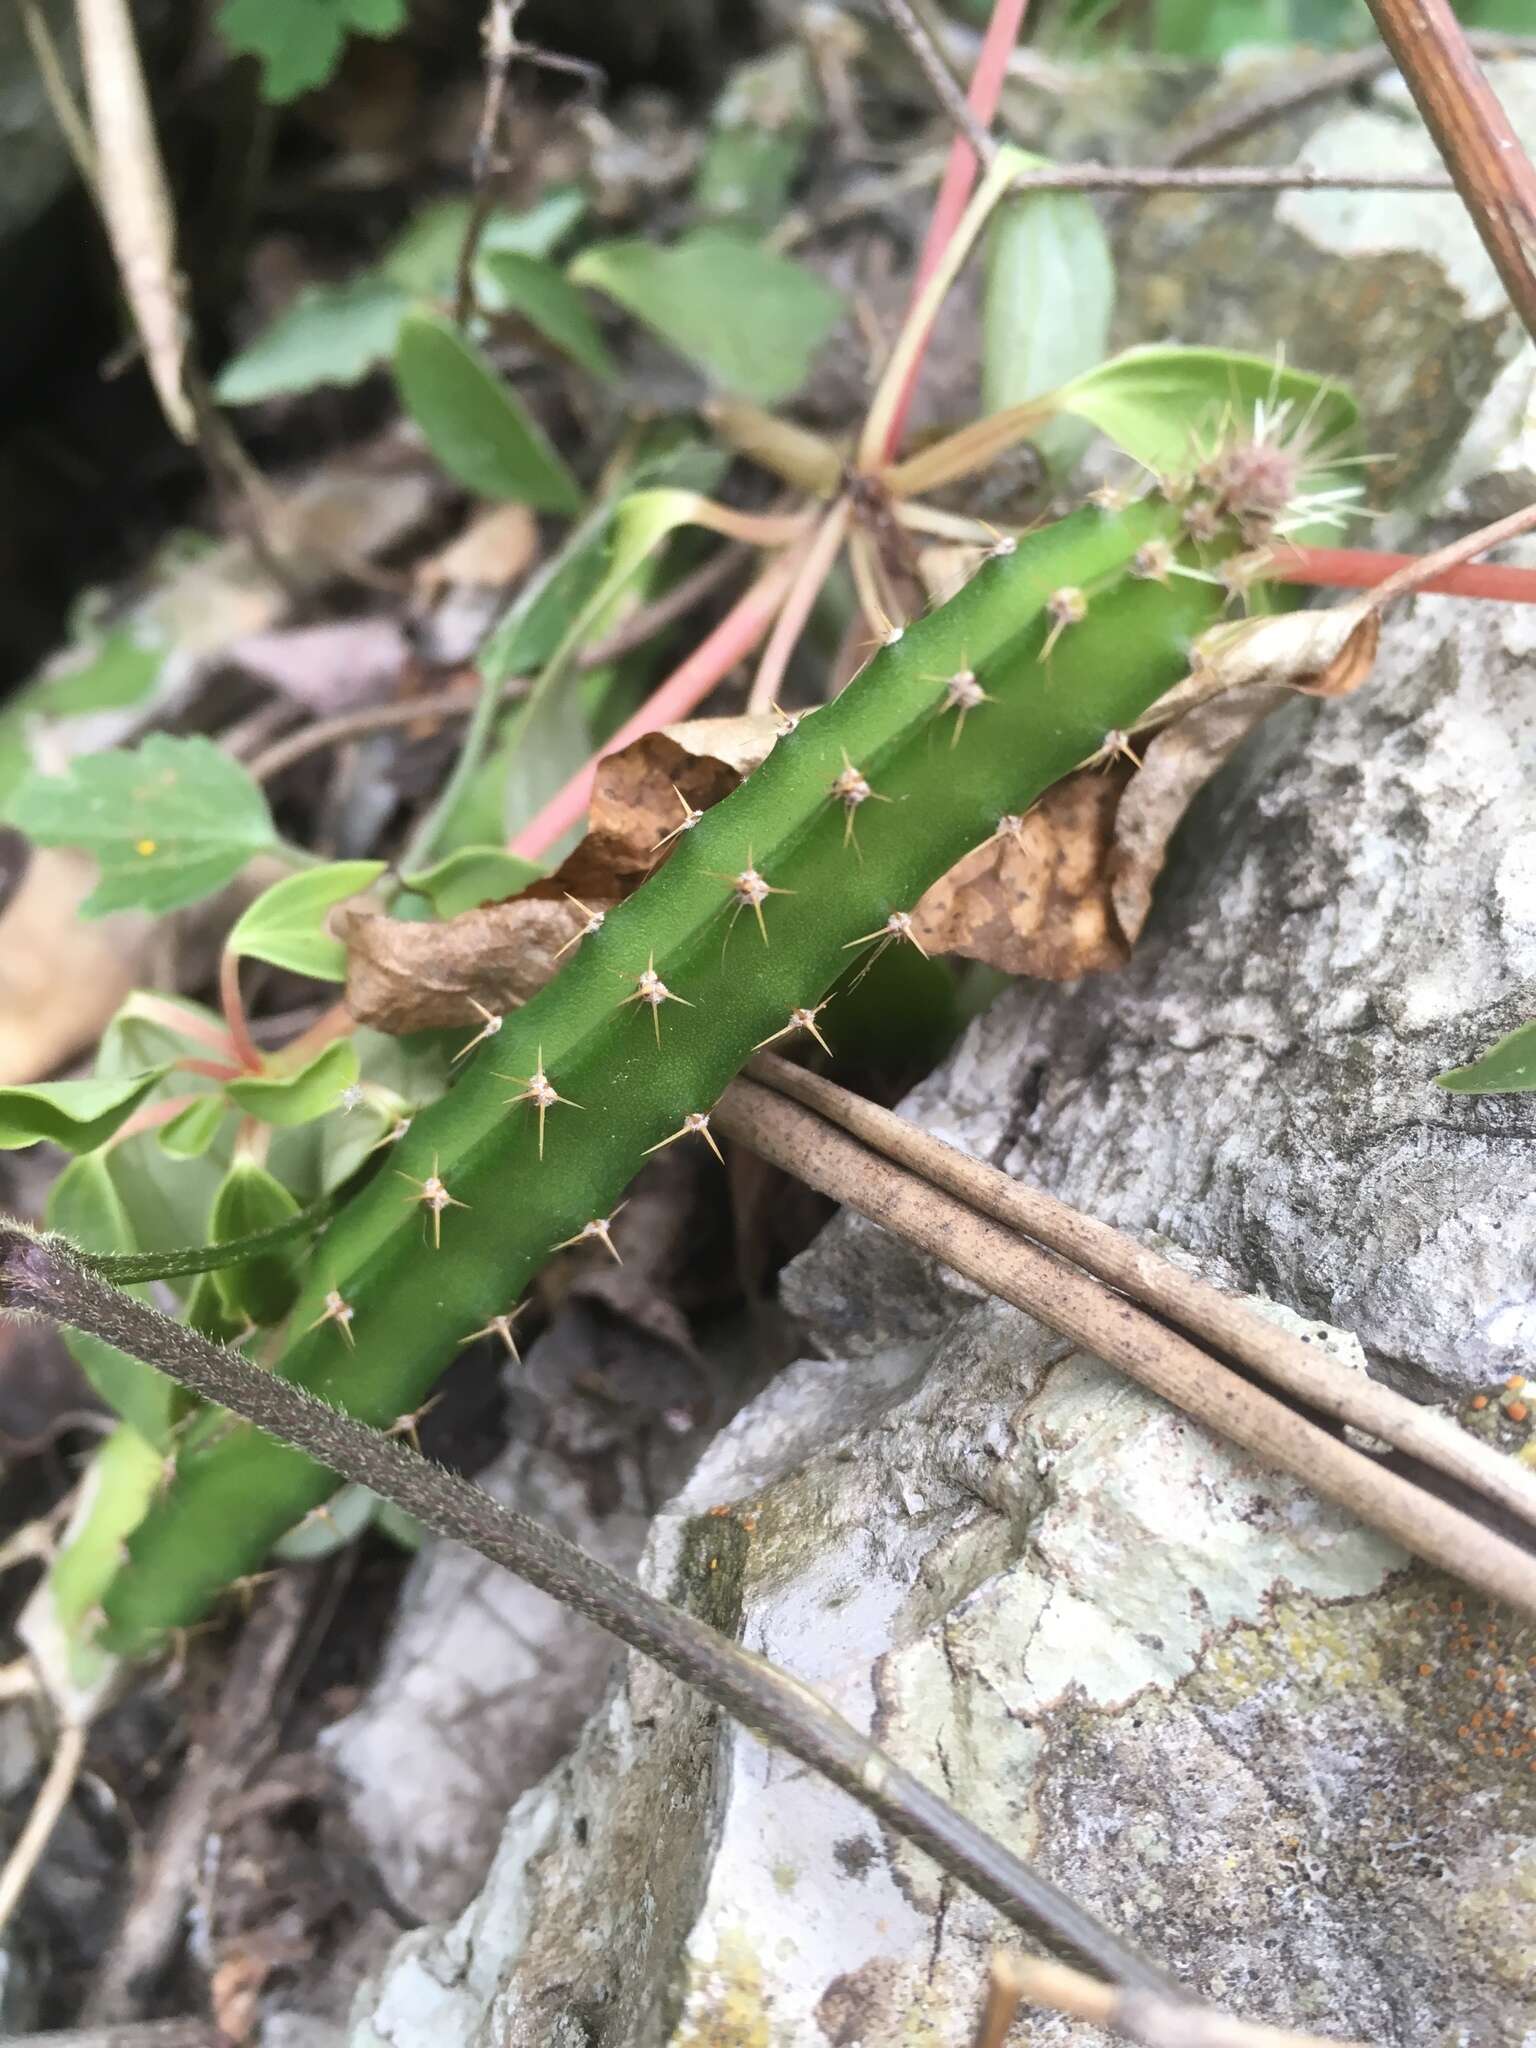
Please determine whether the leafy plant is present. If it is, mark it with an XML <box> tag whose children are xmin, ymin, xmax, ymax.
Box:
<box><xmin>216</xmin><ymin>0</ymin><xmax>407</xmax><ymax>104</ymax></box>
<box><xmin>1436</xmin><ymin>1019</ymin><xmax>1536</xmax><ymax>1094</ymax></box>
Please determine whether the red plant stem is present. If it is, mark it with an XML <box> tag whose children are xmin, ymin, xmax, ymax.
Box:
<box><xmin>1276</xmin><ymin>543</ymin><xmax>1536</xmax><ymax>605</ymax></box>
<box><xmin>110</xmin><ymin>1095</ymin><xmax>204</xmax><ymax>1145</ymax></box>
<box><xmin>877</xmin><ymin>0</ymin><xmax>1029</xmax><ymax>464</ymax></box>
<box><xmin>509</xmin><ymin>541</ymin><xmax>810</xmax><ymax>863</ymax></box>
<box><xmin>218</xmin><ymin>950</ymin><xmax>263</xmax><ymax>1074</ymax></box>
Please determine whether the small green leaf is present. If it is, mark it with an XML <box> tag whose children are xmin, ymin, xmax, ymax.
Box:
<box><xmin>157</xmin><ymin>1095</ymin><xmax>228</xmax><ymax>1160</ymax></box>
<box><xmin>1055</xmin><ymin>347</ymin><xmax>1359</xmax><ymax>481</ymax></box>
<box><xmin>4</xmin><ymin>733</ymin><xmax>281</xmax><ymax>916</ymax></box>
<box><xmin>403</xmin><ymin>847</ymin><xmax>544</xmax><ymax>917</ymax></box>
<box><xmin>47</xmin><ymin>1156</ymin><xmax>178</xmax><ymax>1444</ymax></box>
<box><xmin>215</xmin><ymin>279</ymin><xmax>408</xmax><ymax>403</ymax></box>
<box><xmin>226</xmin><ymin>1041</ymin><xmax>360</xmax><ymax>1126</ymax></box>
<box><xmin>570</xmin><ymin>229</ymin><xmax>842</xmax><ymax>404</ymax></box>
<box><xmin>39</xmin><ymin>624</ymin><xmax>167</xmax><ymax>719</ymax></box>
<box><xmin>381</xmin><ymin>188</ymin><xmax>586</xmax><ymax>297</ymax></box>
<box><xmin>210</xmin><ymin>1160</ymin><xmax>305</xmax><ymax>1325</ymax></box>
<box><xmin>216</xmin><ymin>0</ymin><xmax>406</xmax><ymax>103</ymax></box>
<box><xmin>227</xmin><ymin>861</ymin><xmax>387</xmax><ymax>981</ymax></box>
<box><xmin>1436</xmin><ymin>1020</ymin><xmax>1536</xmax><ymax>1095</ymax></box>
<box><xmin>694</xmin><ymin>128</ymin><xmax>804</xmax><ymax>229</ymax></box>
<box><xmin>394</xmin><ymin>311</ymin><xmax>583</xmax><ymax>512</ymax></box>
<box><xmin>984</xmin><ymin>184</ymin><xmax>1114</xmax><ymax>469</ymax></box>
<box><xmin>478</xmin><ymin>253</ymin><xmax>618</xmax><ymax>382</ymax></box>
<box><xmin>0</xmin><ymin>1070</ymin><xmax>166</xmax><ymax>1151</ymax></box>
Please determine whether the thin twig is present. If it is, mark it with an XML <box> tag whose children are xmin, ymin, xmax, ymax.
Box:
<box><xmin>0</xmin><ymin>1224</ymin><xmax>1171</xmax><ymax>1993</ymax></box>
<box><xmin>1365</xmin><ymin>0</ymin><xmax>1536</xmax><ymax>345</ymax></box>
<box><xmin>877</xmin><ymin>0</ymin><xmax>997</xmax><ymax>166</ymax></box>
<box><xmin>244</xmin><ymin>546</ymin><xmax>751</xmax><ymax>787</ymax></box>
<box><xmin>747</xmin><ymin>499</ymin><xmax>851</xmax><ymax>713</ymax></box>
<box><xmin>81</xmin><ymin>1572</ymin><xmax>319</xmax><ymax>2025</ymax></box>
<box><xmin>714</xmin><ymin>1077</ymin><xmax>1536</xmax><ymax>1619</ymax></box>
<box><xmin>986</xmin><ymin>1953</ymin><xmax>1369</xmax><ymax>2048</ymax></box>
<box><xmin>0</xmin><ymin>1722</ymin><xmax>87</xmax><ymax>1935</ymax></box>
<box><xmin>5</xmin><ymin>2026</ymin><xmax>220</xmax><ymax>2048</ymax></box>
<box><xmin>1160</xmin><ymin>31</ymin><xmax>1536</xmax><ymax>170</ymax></box>
<box><xmin>748</xmin><ymin>1055</ymin><xmax>1536</xmax><ymax>1540</ymax></box>
<box><xmin>1008</xmin><ymin>163</ymin><xmax>1455</xmax><ymax>192</ymax></box>
<box><xmin>18</xmin><ymin>0</ymin><xmax>98</xmax><ymax>193</ymax></box>
<box><xmin>454</xmin><ymin>1</ymin><xmax>521</xmax><ymax>326</ymax></box>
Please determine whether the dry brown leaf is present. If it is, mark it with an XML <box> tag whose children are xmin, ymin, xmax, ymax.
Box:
<box><xmin>911</xmin><ymin>771</ymin><xmax>1130</xmax><ymax>980</ymax></box>
<box><xmin>0</xmin><ymin>848</ymin><xmax>151</xmax><ymax>1084</ymax></box>
<box><xmin>1109</xmin><ymin>684</ymin><xmax>1289</xmax><ymax>949</ymax></box>
<box><xmin>339</xmin><ymin>895</ymin><xmax>612</xmax><ymax>1035</ymax></box>
<box><xmin>342</xmin><ymin>721</ymin><xmax>780</xmax><ymax>1033</ymax></box>
<box><xmin>416</xmin><ymin>503</ymin><xmax>539</xmax><ymax>596</ymax></box>
<box><xmin>1192</xmin><ymin>602</ymin><xmax>1381</xmax><ymax>702</ymax></box>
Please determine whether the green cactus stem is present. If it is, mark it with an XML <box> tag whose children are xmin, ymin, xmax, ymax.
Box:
<box><xmin>97</xmin><ymin>451</ymin><xmax>1331</xmax><ymax>1658</ymax></box>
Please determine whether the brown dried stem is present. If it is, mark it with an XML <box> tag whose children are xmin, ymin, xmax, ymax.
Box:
<box><xmin>0</xmin><ymin>1223</ymin><xmax>1171</xmax><ymax>1993</ymax></box>
<box><xmin>716</xmin><ymin>1075</ymin><xmax>1536</xmax><ymax>1618</ymax></box>
<box><xmin>1366</xmin><ymin>0</ymin><xmax>1536</xmax><ymax>344</ymax></box>
<box><xmin>983</xmin><ymin>1954</ymin><xmax>1368</xmax><ymax>2048</ymax></box>
<box><xmin>747</xmin><ymin>1054</ymin><xmax>1536</xmax><ymax>1539</ymax></box>
<box><xmin>877</xmin><ymin>0</ymin><xmax>998</xmax><ymax>165</ymax></box>
<box><xmin>1009</xmin><ymin>164</ymin><xmax>1454</xmax><ymax>193</ymax></box>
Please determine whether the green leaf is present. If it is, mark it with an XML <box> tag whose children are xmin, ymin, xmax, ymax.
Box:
<box><xmin>394</xmin><ymin>311</ymin><xmax>583</xmax><ymax>512</ymax></box>
<box><xmin>226</xmin><ymin>1041</ymin><xmax>360</xmax><ymax>1126</ymax></box>
<box><xmin>570</xmin><ymin>229</ymin><xmax>842</xmax><ymax>404</ymax></box>
<box><xmin>0</xmin><ymin>1070</ymin><xmax>166</xmax><ymax>1152</ymax></box>
<box><xmin>210</xmin><ymin>1160</ymin><xmax>305</xmax><ymax>1326</ymax></box>
<box><xmin>47</xmin><ymin>1156</ymin><xmax>178</xmax><ymax>1444</ymax></box>
<box><xmin>4</xmin><ymin>733</ymin><xmax>281</xmax><ymax>916</ymax></box>
<box><xmin>403</xmin><ymin>847</ymin><xmax>544</xmax><ymax>917</ymax></box>
<box><xmin>1436</xmin><ymin>1020</ymin><xmax>1536</xmax><ymax>1095</ymax></box>
<box><xmin>227</xmin><ymin>861</ymin><xmax>387</xmax><ymax>981</ymax></box>
<box><xmin>479</xmin><ymin>503</ymin><xmax>617</xmax><ymax>684</ymax></box>
<box><xmin>381</xmin><ymin>188</ymin><xmax>586</xmax><ymax>297</ymax></box>
<box><xmin>215</xmin><ymin>279</ymin><xmax>408</xmax><ymax>403</ymax></box>
<box><xmin>157</xmin><ymin>1095</ymin><xmax>228</xmax><ymax>1160</ymax></box>
<box><xmin>216</xmin><ymin>0</ymin><xmax>407</xmax><ymax>102</ymax></box>
<box><xmin>38</xmin><ymin>624</ymin><xmax>167</xmax><ymax>720</ymax></box>
<box><xmin>694</xmin><ymin>128</ymin><xmax>804</xmax><ymax>229</ymax></box>
<box><xmin>984</xmin><ymin>183</ymin><xmax>1114</xmax><ymax>469</ymax></box>
<box><xmin>478</xmin><ymin>253</ymin><xmax>618</xmax><ymax>382</ymax></box>
<box><xmin>1056</xmin><ymin>347</ymin><xmax>1359</xmax><ymax>481</ymax></box>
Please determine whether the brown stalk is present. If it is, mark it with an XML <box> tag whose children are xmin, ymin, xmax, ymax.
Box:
<box><xmin>748</xmin><ymin>1054</ymin><xmax>1536</xmax><ymax>1538</ymax></box>
<box><xmin>1366</xmin><ymin>0</ymin><xmax>1536</xmax><ymax>344</ymax></box>
<box><xmin>1009</xmin><ymin>164</ymin><xmax>1454</xmax><ymax>193</ymax></box>
<box><xmin>981</xmin><ymin>1954</ymin><xmax>1369</xmax><ymax>2048</ymax></box>
<box><xmin>716</xmin><ymin>1076</ymin><xmax>1536</xmax><ymax>1619</ymax></box>
<box><xmin>0</xmin><ymin>1226</ymin><xmax>1172</xmax><ymax>1992</ymax></box>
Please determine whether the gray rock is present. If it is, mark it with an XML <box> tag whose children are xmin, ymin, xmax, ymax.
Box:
<box><xmin>353</xmin><ymin>585</ymin><xmax>1536</xmax><ymax>2044</ymax></box>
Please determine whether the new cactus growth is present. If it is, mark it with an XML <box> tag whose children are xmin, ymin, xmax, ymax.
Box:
<box><xmin>88</xmin><ymin>402</ymin><xmax>1351</xmax><ymax>1661</ymax></box>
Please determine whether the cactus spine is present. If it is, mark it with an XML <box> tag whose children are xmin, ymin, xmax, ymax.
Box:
<box><xmin>97</xmin><ymin>458</ymin><xmax>1327</xmax><ymax>1658</ymax></box>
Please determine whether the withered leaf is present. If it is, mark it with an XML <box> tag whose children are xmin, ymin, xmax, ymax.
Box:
<box><xmin>339</xmin><ymin>894</ymin><xmax>613</xmax><ymax>1034</ymax></box>
<box><xmin>1109</xmin><ymin>683</ymin><xmax>1289</xmax><ymax>949</ymax></box>
<box><xmin>911</xmin><ymin>769</ymin><xmax>1130</xmax><ymax>981</ymax></box>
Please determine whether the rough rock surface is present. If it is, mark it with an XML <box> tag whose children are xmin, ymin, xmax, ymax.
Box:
<box><xmin>352</xmin><ymin>594</ymin><xmax>1536</xmax><ymax>2046</ymax></box>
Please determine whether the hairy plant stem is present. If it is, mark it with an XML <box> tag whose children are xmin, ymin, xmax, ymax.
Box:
<box><xmin>0</xmin><ymin>1223</ymin><xmax>1169</xmax><ymax>1992</ymax></box>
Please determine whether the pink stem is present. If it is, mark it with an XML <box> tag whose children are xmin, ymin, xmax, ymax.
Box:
<box><xmin>219</xmin><ymin>950</ymin><xmax>263</xmax><ymax>1074</ymax></box>
<box><xmin>509</xmin><ymin>543</ymin><xmax>809</xmax><ymax>862</ymax></box>
<box><xmin>127</xmin><ymin>993</ymin><xmax>238</xmax><ymax>1058</ymax></box>
<box><xmin>746</xmin><ymin>500</ymin><xmax>851</xmax><ymax>713</ymax></box>
<box><xmin>173</xmin><ymin>1056</ymin><xmax>244</xmax><ymax>1083</ymax></box>
<box><xmin>877</xmin><ymin>0</ymin><xmax>1030</xmax><ymax>464</ymax></box>
<box><xmin>110</xmin><ymin>1094</ymin><xmax>204</xmax><ymax>1145</ymax></box>
<box><xmin>1274</xmin><ymin>545</ymin><xmax>1536</xmax><ymax>604</ymax></box>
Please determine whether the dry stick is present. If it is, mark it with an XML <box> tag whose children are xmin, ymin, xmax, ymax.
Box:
<box><xmin>877</xmin><ymin>0</ymin><xmax>998</xmax><ymax>165</ymax></box>
<box><xmin>1161</xmin><ymin>30</ymin><xmax>1536</xmax><ymax>170</ymax></box>
<box><xmin>715</xmin><ymin>1078</ymin><xmax>1536</xmax><ymax>1619</ymax></box>
<box><xmin>748</xmin><ymin>1055</ymin><xmax>1536</xmax><ymax>1539</ymax></box>
<box><xmin>1009</xmin><ymin>164</ymin><xmax>1455</xmax><ymax>192</ymax></box>
<box><xmin>0</xmin><ymin>1723</ymin><xmax>86</xmax><ymax>1936</ymax></box>
<box><xmin>0</xmin><ymin>1227</ymin><xmax>1172</xmax><ymax>1994</ymax></box>
<box><xmin>81</xmin><ymin>1570</ymin><xmax>318</xmax><ymax>2026</ymax></box>
<box><xmin>985</xmin><ymin>1954</ymin><xmax>1369</xmax><ymax>2048</ymax></box>
<box><xmin>1366</xmin><ymin>0</ymin><xmax>1536</xmax><ymax>346</ymax></box>
<box><xmin>243</xmin><ymin>545</ymin><xmax>751</xmax><ymax>785</ymax></box>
